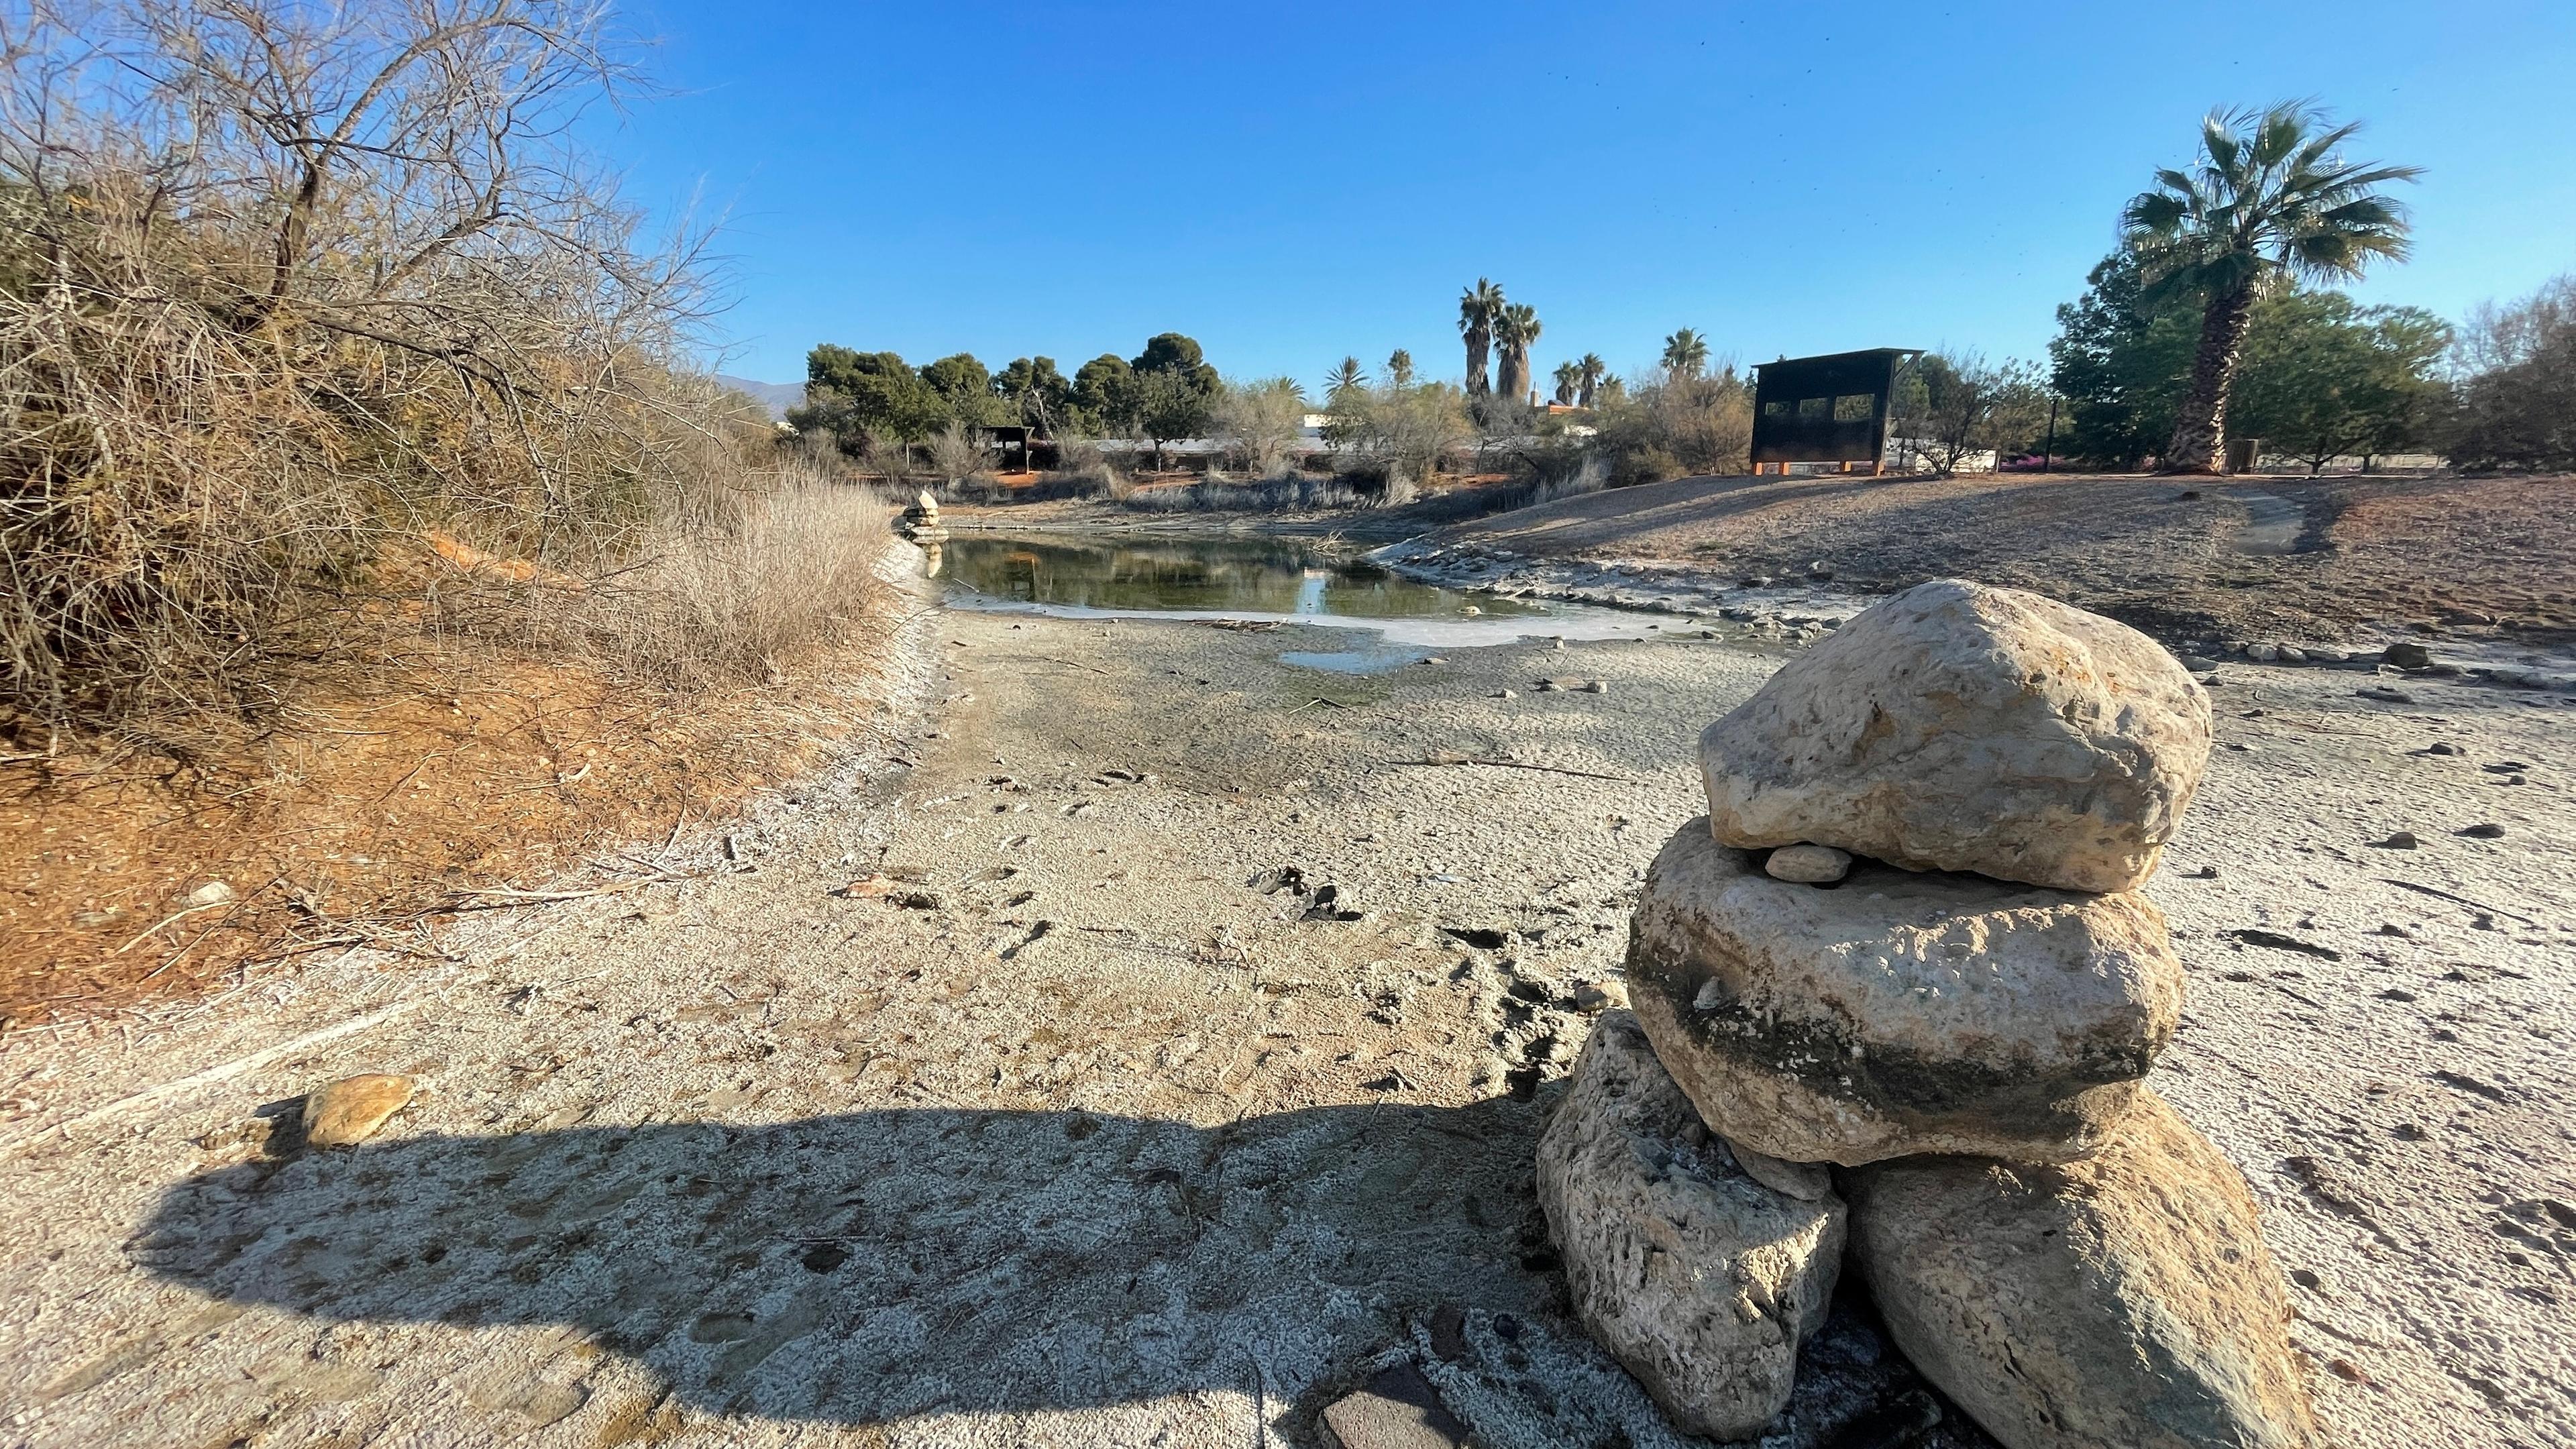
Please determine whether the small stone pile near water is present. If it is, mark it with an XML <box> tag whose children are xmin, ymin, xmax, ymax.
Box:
<box><xmin>899</xmin><ymin>488</ymin><xmax>946</xmax><ymax>541</ymax></box>
<box><xmin>1537</xmin><ymin>579</ymin><xmax>2318</xmax><ymax>1448</ymax></box>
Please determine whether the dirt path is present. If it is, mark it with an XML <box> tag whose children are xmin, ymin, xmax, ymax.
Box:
<box><xmin>3</xmin><ymin>580</ymin><xmax>2571</xmax><ymax>1448</ymax></box>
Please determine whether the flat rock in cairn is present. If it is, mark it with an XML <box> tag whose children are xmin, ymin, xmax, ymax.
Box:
<box><xmin>1847</xmin><ymin>1091</ymin><xmax>2318</xmax><ymax>1449</ymax></box>
<box><xmin>1700</xmin><ymin>579</ymin><xmax>2212</xmax><ymax>893</ymax></box>
<box><xmin>1536</xmin><ymin>1011</ymin><xmax>1845</xmax><ymax>1441</ymax></box>
<box><xmin>1629</xmin><ymin>823</ymin><xmax>2182</xmax><ymax>1166</ymax></box>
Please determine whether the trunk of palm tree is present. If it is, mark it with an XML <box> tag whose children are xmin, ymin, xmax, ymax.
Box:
<box><xmin>2163</xmin><ymin>283</ymin><xmax>2257</xmax><ymax>473</ymax></box>
<box><xmin>1464</xmin><ymin>331</ymin><xmax>1490</xmax><ymax>396</ymax></box>
<box><xmin>1497</xmin><ymin>349</ymin><xmax>1524</xmax><ymax>407</ymax></box>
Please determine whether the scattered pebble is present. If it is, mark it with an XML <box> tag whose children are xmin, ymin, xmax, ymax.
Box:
<box><xmin>2457</xmin><ymin>823</ymin><xmax>2507</xmax><ymax>839</ymax></box>
<box><xmin>184</xmin><ymin>881</ymin><xmax>236</xmax><ymax>908</ymax></box>
<box><xmin>301</xmin><ymin>1073</ymin><xmax>417</xmax><ymax>1148</ymax></box>
<box><xmin>2375</xmin><ymin>831</ymin><xmax>2420</xmax><ymax>849</ymax></box>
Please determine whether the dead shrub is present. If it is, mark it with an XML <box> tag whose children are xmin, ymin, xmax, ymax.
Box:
<box><xmin>0</xmin><ymin>0</ymin><xmax>823</xmax><ymax>736</ymax></box>
<box><xmin>578</xmin><ymin>471</ymin><xmax>892</xmax><ymax>692</ymax></box>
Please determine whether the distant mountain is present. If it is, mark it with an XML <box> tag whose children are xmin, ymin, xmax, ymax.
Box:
<box><xmin>714</xmin><ymin>374</ymin><xmax>804</xmax><ymax>421</ymax></box>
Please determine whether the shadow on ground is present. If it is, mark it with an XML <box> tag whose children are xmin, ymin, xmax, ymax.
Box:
<box><xmin>137</xmin><ymin>1099</ymin><xmax>1560</xmax><ymax>1428</ymax></box>
<box><xmin>131</xmin><ymin>1097</ymin><xmax>1992</xmax><ymax>1446</ymax></box>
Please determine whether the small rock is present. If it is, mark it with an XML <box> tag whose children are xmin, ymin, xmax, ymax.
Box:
<box><xmin>1568</xmin><ymin>979</ymin><xmax>1628</xmax><ymax>1012</ymax></box>
<box><xmin>2357</xmin><ymin>685</ymin><xmax>2414</xmax><ymax>703</ymax></box>
<box><xmin>2457</xmin><ymin>822</ymin><xmax>2506</xmax><ymax>839</ymax></box>
<box><xmin>1762</xmin><ymin>843</ymin><xmax>1851</xmax><ymax>884</ymax></box>
<box><xmin>1320</xmin><ymin>1361</ymin><xmax>1471</xmax><ymax>1449</ymax></box>
<box><xmin>1722</xmin><ymin>1137</ymin><xmax>1834</xmax><ymax>1201</ymax></box>
<box><xmin>2426</xmin><ymin>742</ymin><xmax>2461</xmax><ymax>755</ymax></box>
<box><xmin>1495</xmin><ymin>688</ymin><xmax>1516</xmax><ymax>700</ymax></box>
<box><xmin>2245</xmin><ymin>642</ymin><xmax>2280</xmax><ymax>663</ymax></box>
<box><xmin>185</xmin><ymin>881</ymin><xmax>237</xmax><ymax>908</ymax></box>
<box><xmin>2188</xmin><ymin>865</ymin><xmax>2220</xmax><ymax>879</ymax></box>
<box><xmin>301</xmin><ymin>1074</ymin><xmax>417</xmax><ymax>1148</ymax></box>
<box><xmin>2383</xmin><ymin>641</ymin><xmax>2433</xmax><ymax>669</ymax></box>
<box><xmin>2375</xmin><ymin>832</ymin><xmax>2420</xmax><ymax>850</ymax></box>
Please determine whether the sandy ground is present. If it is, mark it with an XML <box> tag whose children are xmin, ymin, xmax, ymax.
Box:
<box><xmin>1405</xmin><ymin>472</ymin><xmax>2576</xmax><ymax>657</ymax></box>
<box><xmin>3</xmin><ymin>562</ymin><xmax>2572</xmax><ymax>1448</ymax></box>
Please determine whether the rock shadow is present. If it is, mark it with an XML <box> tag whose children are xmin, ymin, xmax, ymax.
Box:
<box><xmin>135</xmin><ymin>1098</ymin><xmax>1562</xmax><ymax>1430</ymax></box>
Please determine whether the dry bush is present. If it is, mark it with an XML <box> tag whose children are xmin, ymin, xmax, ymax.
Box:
<box><xmin>1593</xmin><ymin>365</ymin><xmax>1755</xmax><ymax>484</ymax></box>
<box><xmin>2448</xmin><ymin>274</ymin><xmax>2576</xmax><ymax>472</ymax></box>
<box><xmin>0</xmin><ymin>0</ymin><xmax>794</xmax><ymax>735</ymax></box>
<box><xmin>578</xmin><ymin>471</ymin><xmax>891</xmax><ymax>692</ymax></box>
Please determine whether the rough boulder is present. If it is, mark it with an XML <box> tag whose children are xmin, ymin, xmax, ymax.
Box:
<box><xmin>1535</xmin><ymin>1012</ymin><xmax>1846</xmax><ymax>1441</ymax></box>
<box><xmin>1700</xmin><ymin>579</ymin><xmax>2211</xmax><ymax>893</ymax></box>
<box><xmin>1846</xmin><ymin>1091</ymin><xmax>2318</xmax><ymax>1449</ymax></box>
<box><xmin>1628</xmin><ymin>823</ymin><xmax>2182</xmax><ymax>1166</ymax></box>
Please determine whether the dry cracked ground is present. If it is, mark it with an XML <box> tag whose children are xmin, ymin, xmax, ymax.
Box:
<box><xmin>3</xmin><ymin>590</ymin><xmax>2572</xmax><ymax>1448</ymax></box>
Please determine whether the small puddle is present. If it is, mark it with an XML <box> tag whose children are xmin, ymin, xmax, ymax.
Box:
<box><xmin>2231</xmin><ymin>492</ymin><xmax>2306</xmax><ymax>555</ymax></box>
<box><xmin>929</xmin><ymin>534</ymin><xmax>1674</xmax><ymax>672</ymax></box>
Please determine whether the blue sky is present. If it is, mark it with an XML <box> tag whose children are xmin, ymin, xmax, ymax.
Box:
<box><xmin>605</xmin><ymin>0</ymin><xmax>2576</xmax><ymax>392</ymax></box>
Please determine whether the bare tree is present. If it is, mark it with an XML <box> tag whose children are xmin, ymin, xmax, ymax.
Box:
<box><xmin>1</xmin><ymin>0</ymin><xmax>739</xmax><ymax>724</ymax></box>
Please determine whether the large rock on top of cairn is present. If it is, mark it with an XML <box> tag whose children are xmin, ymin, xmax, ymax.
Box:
<box><xmin>1629</xmin><ymin>824</ymin><xmax>2182</xmax><ymax>1166</ymax></box>
<box><xmin>1847</xmin><ymin>1091</ymin><xmax>2318</xmax><ymax>1449</ymax></box>
<box><xmin>1701</xmin><ymin>579</ymin><xmax>2211</xmax><ymax>894</ymax></box>
<box><xmin>1536</xmin><ymin>1012</ymin><xmax>1845</xmax><ymax>1442</ymax></box>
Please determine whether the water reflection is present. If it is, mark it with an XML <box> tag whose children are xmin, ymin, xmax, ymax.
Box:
<box><xmin>934</xmin><ymin>535</ymin><xmax>1550</xmax><ymax>621</ymax></box>
<box><xmin>932</xmin><ymin>533</ymin><xmax>1668</xmax><ymax>671</ymax></box>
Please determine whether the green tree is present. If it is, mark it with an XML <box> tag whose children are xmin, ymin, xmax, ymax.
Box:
<box><xmin>1458</xmin><ymin>278</ymin><xmax>1504</xmax><ymax>396</ymax></box>
<box><xmin>1551</xmin><ymin>360</ymin><xmax>1580</xmax><ymax>406</ymax></box>
<box><xmin>2230</xmin><ymin>292</ymin><xmax>2448</xmax><ymax>472</ymax></box>
<box><xmin>2121</xmin><ymin>101</ymin><xmax>2420</xmax><ymax>472</ymax></box>
<box><xmin>1130</xmin><ymin>368</ymin><xmax>1212</xmax><ymax>471</ymax></box>
<box><xmin>1385</xmin><ymin>348</ymin><xmax>1415</xmax><ymax>386</ymax></box>
<box><xmin>1326</xmin><ymin>356</ymin><xmax>1369</xmax><ymax>397</ymax></box>
<box><xmin>918</xmin><ymin>352</ymin><xmax>1007</xmax><ymax>428</ymax></box>
<box><xmin>992</xmin><ymin>356</ymin><xmax>1073</xmax><ymax>435</ymax></box>
<box><xmin>1660</xmin><ymin>328</ymin><xmax>1710</xmax><ymax>379</ymax></box>
<box><xmin>790</xmin><ymin>344</ymin><xmax>948</xmax><ymax>444</ymax></box>
<box><xmin>1069</xmin><ymin>353</ymin><xmax>1134</xmax><ymax>435</ymax></box>
<box><xmin>1130</xmin><ymin>332</ymin><xmax>1221</xmax><ymax>393</ymax></box>
<box><xmin>1576</xmin><ymin>353</ymin><xmax>1607</xmax><ymax>408</ymax></box>
<box><xmin>1493</xmin><ymin>302</ymin><xmax>1541</xmax><ymax>406</ymax></box>
<box><xmin>2048</xmin><ymin>252</ymin><xmax>2202</xmax><ymax>468</ymax></box>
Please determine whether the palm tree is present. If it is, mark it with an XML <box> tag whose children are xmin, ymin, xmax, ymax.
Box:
<box><xmin>1576</xmin><ymin>352</ymin><xmax>1606</xmax><ymax>408</ymax></box>
<box><xmin>1458</xmin><ymin>278</ymin><xmax>1505</xmax><ymax>396</ymax></box>
<box><xmin>1495</xmin><ymin>303</ymin><xmax>1542</xmax><ymax>405</ymax></box>
<box><xmin>1385</xmin><ymin>348</ymin><xmax>1415</xmax><ymax>387</ymax></box>
<box><xmin>1326</xmin><ymin>356</ymin><xmax>1369</xmax><ymax>396</ymax></box>
<box><xmin>2123</xmin><ymin>101</ymin><xmax>2420</xmax><ymax>473</ymax></box>
<box><xmin>1551</xmin><ymin>360</ymin><xmax>1581</xmax><ymax>407</ymax></box>
<box><xmin>1660</xmin><ymin>327</ymin><xmax>1709</xmax><ymax>380</ymax></box>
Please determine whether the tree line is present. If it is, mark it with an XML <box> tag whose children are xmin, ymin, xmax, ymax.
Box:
<box><xmin>787</xmin><ymin>99</ymin><xmax>2569</xmax><ymax>487</ymax></box>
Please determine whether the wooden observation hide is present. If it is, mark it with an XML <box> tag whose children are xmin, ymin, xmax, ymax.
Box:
<box><xmin>1750</xmin><ymin>348</ymin><xmax>1919</xmax><ymax>475</ymax></box>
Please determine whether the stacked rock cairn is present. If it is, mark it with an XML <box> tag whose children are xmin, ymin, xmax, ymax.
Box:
<box><xmin>898</xmin><ymin>488</ymin><xmax>947</xmax><ymax>541</ymax></box>
<box><xmin>1536</xmin><ymin>579</ymin><xmax>2318</xmax><ymax>1448</ymax></box>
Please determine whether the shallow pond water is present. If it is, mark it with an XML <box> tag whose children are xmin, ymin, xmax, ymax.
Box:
<box><xmin>928</xmin><ymin>534</ymin><xmax>1668</xmax><ymax>672</ymax></box>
